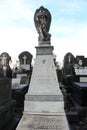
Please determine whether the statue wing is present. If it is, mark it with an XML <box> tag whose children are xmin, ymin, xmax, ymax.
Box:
<box><xmin>34</xmin><ymin>7</ymin><xmax>51</xmax><ymax>33</ymax></box>
<box><xmin>34</xmin><ymin>9</ymin><xmax>40</xmax><ymax>33</ymax></box>
<box><xmin>45</xmin><ymin>8</ymin><xmax>51</xmax><ymax>32</ymax></box>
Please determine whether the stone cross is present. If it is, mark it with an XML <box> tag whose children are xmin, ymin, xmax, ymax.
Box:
<box><xmin>23</xmin><ymin>56</ymin><xmax>27</xmax><ymax>65</ymax></box>
<box><xmin>2</xmin><ymin>54</ymin><xmax>7</xmax><ymax>65</ymax></box>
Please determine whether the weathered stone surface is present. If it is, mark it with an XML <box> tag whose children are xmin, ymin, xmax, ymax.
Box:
<box><xmin>18</xmin><ymin>51</ymin><xmax>33</xmax><ymax>71</ymax></box>
<box><xmin>27</xmin><ymin>46</ymin><xmax>60</xmax><ymax>96</ymax></box>
<box><xmin>63</xmin><ymin>52</ymin><xmax>75</xmax><ymax>76</ymax></box>
<box><xmin>0</xmin><ymin>52</ymin><xmax>11</xmax><ymax>66</ymax></box>
<box><xmin>24</xmin><ymin>101</ymin><xmax>65</xmax><ymax>115</ymax></box>
<box><xmin>36</xmin><ymin>46</ymin><xmax>53</xmax><ymax>55</ymax></box>
<box><xmin>25</xmin><ymin>95</ymin><xmax>63</xmax><ymax>101</ymax></box>
<box><xmin>17</xmin><ymin>114</ymin><xmax>70</xmax><ymax>130</ymax></box>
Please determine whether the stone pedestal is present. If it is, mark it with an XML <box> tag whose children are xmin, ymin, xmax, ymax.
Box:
<box><xmin>16</xmin><ymin>114</ymin><xmax>69</xmax><ymax>130</ymax></box>
<box><xmin>16</xmin><ymin>46</ymin><xmax>69</xmax><ymax>130</ymax></box>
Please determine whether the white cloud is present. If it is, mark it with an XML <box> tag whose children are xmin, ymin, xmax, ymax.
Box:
<box><xmin>0</xmin><ymin>27</ymin><xmax>37</xmax><ymax>59</ymax></box>
<box><xmin>51</xmin><ymin>25</ymin><xmax>87</xmax><ymax>63</ymax></box>
<box><xmin>0</xmin><ymin>0</ymin><xmax>34</xmax><ymax>27</ymax></box>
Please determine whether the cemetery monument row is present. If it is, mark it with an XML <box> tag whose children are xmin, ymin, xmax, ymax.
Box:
<box><xmin>61</xmin><ymin>52</ymin><xmax>87</xmax><ymax>129</ymax></box>
<box><xmin>17</xmin><ymin>6</ymin><xmax>69</xmax><ymax>130</ymax></box>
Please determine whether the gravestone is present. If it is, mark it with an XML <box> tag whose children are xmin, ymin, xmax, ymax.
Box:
<box><xmin>16</xmin><ymin>51</ymin><xmax>33</xmax><ymax>79</ymax></box>
<box><xmin>17</xmin><ymin>6</ymin><xmax>69</xmax><ymax>130</ymax></box>
<box><xmin>0</xmin><ymin>52</ymin><xmax>11</xmax><ymax>66</ymax></box>
<box><xmin>74</xmin><ymin>55</ymin><xmax>87</xmax><ymax>82</ymax></box>
<box><xmin>0</xmin><ymin>52</ymin><xmax>12</xmax><ymax>78</ymax></box>
<box><xmin>62</xmin><ymin>52</ymin><xmax>75</xmax><ymax>86</ymax></box>
<box><xmin>63</xmin><ymin>52</ymin><xmax>75</xmax><ymax>76</ymax></box>
<box><xmin>18</xmin><ymin>51</ymin><xmax>33</xmax><ymax>71</ymax></box>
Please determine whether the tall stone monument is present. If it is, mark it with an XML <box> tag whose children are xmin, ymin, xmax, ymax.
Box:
<box><xmin>17</xmin><ymin>6</ymin><xmax>69</xmax><ymax>130</ymax></box>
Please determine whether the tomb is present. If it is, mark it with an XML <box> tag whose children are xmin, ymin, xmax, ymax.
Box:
<box><xmin>0</xmin><ymin>52</ymin><xmax>12</xmax><ymax>78</ymax></box>
<box><xmin>19</xmin><ymin>51</ymin><xmax>32</xmax><ymax>70</ymax></box>
<box><xmin>74</xmin><ymin>55</ymin><xmax>87</xmax><ymax>82</ymax></box>
<box><xmin>17</xmin><ymin>51</ymin><xmax>33</xmax><ymax>79</ymax></box>
<box><xmin>12</xmin><ymin>51</ymin><xmax>33</xmax><ymax>114</ymax></box>
<box><xmin>0</xmin><ymin>66</ymin><xmax>15</xmax><ymax>130</ymax></box>
<box><xmin>17</xmin><ymin>6</ymin><xmax>69</xmax><ymax>130</ymax></box>
<box><xmin>62</xmin><ymin>52</ymin><xmax>75</xmax><ymax>92</ymax></box>
<box><xmin>0</xmin><ymin>52</ymin><xmax>11</xmax><ymax>66</ymax></box>
<box><xmin>13</xmin><ymin>51</ymin><xmax>33</xmax><ymax>87</ymax></box>
<box><xmin>63</xmin><ymin>52</ymin><xmax>75</xmax><ymax>76</ymax></box>
<box><xmin>72</xmin><ymin>82</ymin><xmax>87</xmax><ymax>107</ymax></box>
<box><xmin>61</xmin><ymin>53</ymin><xmax>87</xmax><ymax>129</ymax></box>
<box><xmin>12</xmin><ymin>77</ymin><xmax>30</xmax><ymax>114</ymax></box>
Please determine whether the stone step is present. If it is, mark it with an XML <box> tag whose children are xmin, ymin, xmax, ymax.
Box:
<box><xmin>16</xmin><ymin>114</ymin><xmax>70</xmax><ymax>130</ymax></box>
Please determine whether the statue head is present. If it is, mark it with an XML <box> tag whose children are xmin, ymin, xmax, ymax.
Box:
<box><xmin>34</xmin><ymin>6</ymin><xmax>51</xmax><ymax>45</ymax></box>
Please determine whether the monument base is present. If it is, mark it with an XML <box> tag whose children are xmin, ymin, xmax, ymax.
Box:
<box><xmin>16</xmin><ymin>45</ymin><xmax>69</xmax><ymax>130</ymax></box>
<box><xmin>16</xmin><ymin>113</ymin><xmax>70</xmax><ymax>130</ymax></box>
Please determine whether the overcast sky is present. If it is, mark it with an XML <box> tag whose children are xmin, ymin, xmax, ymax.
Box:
<box><xmin>0</xmin><ymin>0</ymin><xmax>87</xmax><ymax>63</ymax></box>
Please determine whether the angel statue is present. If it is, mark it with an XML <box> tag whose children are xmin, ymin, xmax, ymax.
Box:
<box><xmin>34</xmin><ymin>6</ymin><xmax>51</xmax><ymax>45</ymax></box>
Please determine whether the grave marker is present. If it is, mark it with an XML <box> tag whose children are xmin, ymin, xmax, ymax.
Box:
<box><xmin>17</xmin><ymin>6</ymin><xmax>69</xmax><ymax>130</ymax></box>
